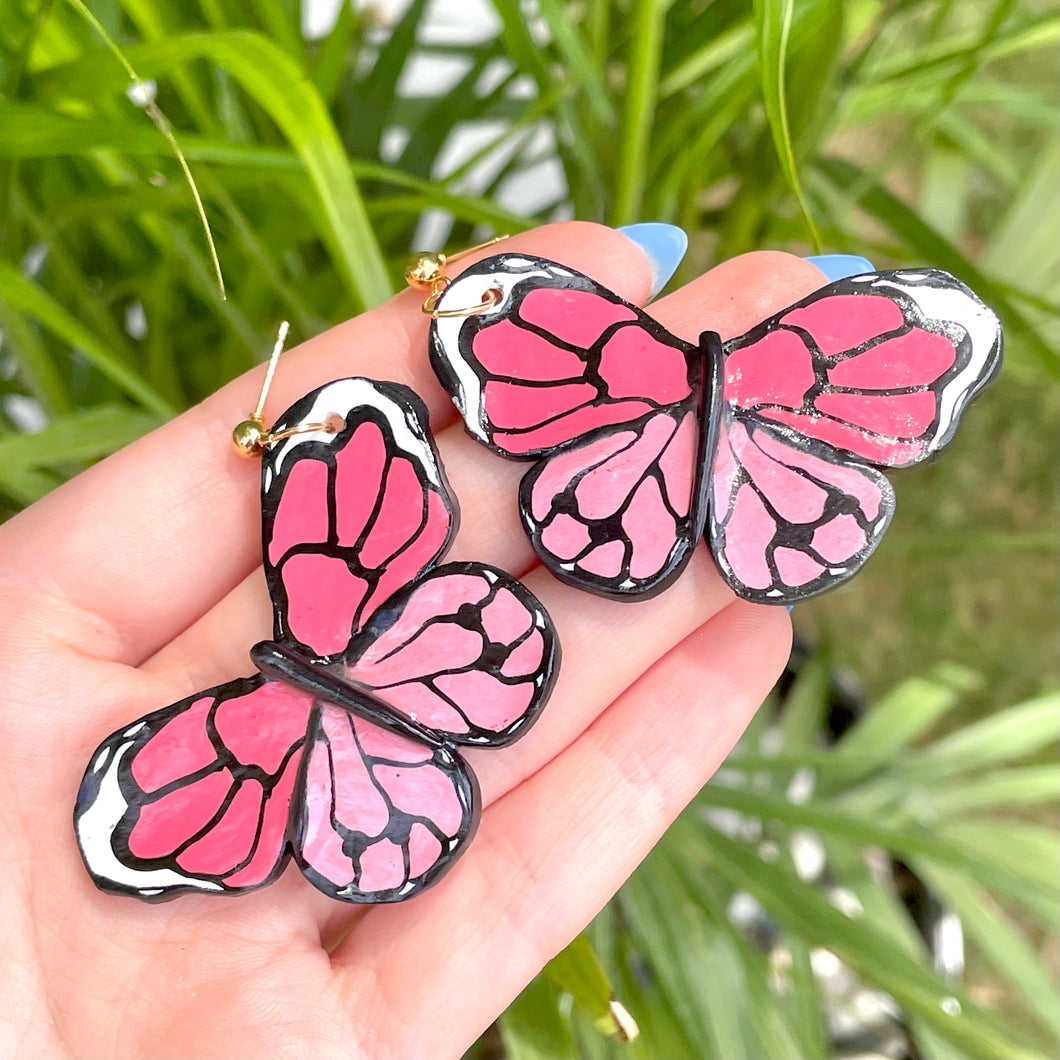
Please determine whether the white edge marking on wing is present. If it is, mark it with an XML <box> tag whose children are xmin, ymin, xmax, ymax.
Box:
<box><xmin>432</xmin><ymin>260</ymin><xmax>577</xmax><ymax>444</ymax></box>
<box><xmin>851</xmin><ymin>273</ymin><xmax>1001</xmax><ymax>450</ymax></box>
<box><xmin>267</xmin><ymin>378</ymin><xmax>443</xmax><ymax>485</ymax></box>
<box><xmin>77</xmin><ymin>734</ymin><xmax>224</xmax><ymax>895</ymax></box>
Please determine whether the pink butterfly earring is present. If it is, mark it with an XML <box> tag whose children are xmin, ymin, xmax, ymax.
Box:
<box><xmin>75</xmin><ymin>333</ymin><xmax>558</xmax><ymax>904</ymax></box>
<box><xmin>416</xmin><ymin>248</ymin><xmax>1002</xmax><ymax>605</ymax></box>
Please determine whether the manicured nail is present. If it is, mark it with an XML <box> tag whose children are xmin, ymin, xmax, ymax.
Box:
<box><xmin>804</xmin><ymin>254</ymin><xmax>875</xmax><ymax>282</ymax></box>
<box><xmin>616</xmin><ymin>223</ymin><xmax>689</xmax><ymax>298</ymax></box>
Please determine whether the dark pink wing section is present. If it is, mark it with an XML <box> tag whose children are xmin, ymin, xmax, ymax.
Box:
<box><xmin>294</xmin><ymin>704</ymin><xmax>476</xmax><ymax>902</ymax></box>
<box><xmin>431</xmin><ymin>254</ymin><xmax>695</xmax><ymax>457</ymax></box>
<box><xmin>708</xmin><ymin>412</ymin><xmax>894</xmax><ymax>603</ymax></box>
<box><xmin>519</xmin><ymin>405</ymin><xmax>703</xmax><ymax>598</ymax></box>
<box><xmin>345</xmin><ymin>562</ymin><xmax>558</xmax><ymax>745</ymax></box>
<box><xmin>262</xmin><ymin>379</ymin><xmax>456</xmax><ymax>657</ymax></box>
<box><xmin>722</xmin><ymin>270</ymin><xmax>1002</xmax><ymax>468</ymax></box>
<box><xmin>75</xmin><ymin>676</ymin><xmax>313</xmax><ymax>901</ymax></box>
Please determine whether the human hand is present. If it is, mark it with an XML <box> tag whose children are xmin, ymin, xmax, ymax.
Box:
<box><xmin>0</xmin><ymin>223</ymin><xmax>822</xmax><ymax>1058</ymax></box>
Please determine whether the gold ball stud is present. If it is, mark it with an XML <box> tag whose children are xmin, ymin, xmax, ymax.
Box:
<box><xmin>231</xmin><ymin>418</ymin><xmax>265</xmax><ymax>457</ymax></box>
<box><xmin>404</xmin><ymin>251</ymin><xmax>445</xmax><ymax>288</ymax></box>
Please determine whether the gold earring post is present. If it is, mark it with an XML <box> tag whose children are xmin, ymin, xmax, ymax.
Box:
<box><xmin>404</xmin><ymin>235</ymin><xmax>508</xmax><ymax>318</ymax></box>
<box><xmin>231</xmin><ymin>323</ymin><xmax>344</xmax><ymax>457</ymax></box>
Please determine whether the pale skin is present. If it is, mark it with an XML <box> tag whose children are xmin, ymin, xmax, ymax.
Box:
<box><xmin>0</xmin><ymin>223</ymin><xmax>827</xmax><ymax>1059</ymax></box>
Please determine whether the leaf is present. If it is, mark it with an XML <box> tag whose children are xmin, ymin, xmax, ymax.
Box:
<box><xmin>535</xmin><ymin>0</ymin><xmax>616</xmax><ymax>127</ymax></box>
<box><xmin>698</xmin><ymin>824</ymin><xmax>1051</xmax><ymax>1059</ymax></box>
<box><xmin>0</xmin><ymin>261</ymin><xmax>174</xmax><ymax>416</ymax></box>
<box><xmin>913</xmin><ymin>764</ymin><xmax>1060</xmax><ymax>817</ymax></box>
<box><xmin>834</xmin><ymin>664</ymin><xmax>978</xmax><ymax>761</ymax></box>
<box><xmin>51</xmin><ymin>30</ymin><xmax>391</xmax><ymax>308</ymax></box>
<box><xmin>499</xmin><ymin>973</ymin><xmax>581</xmax><ymax>1060</ymax></box>
<box><xmin>0</xmin><ymin>404</ymin><xmax>159</xmax><ymax>469</ymax></box>
<box><xmin>611</xmin><ymin>0</ymin><xmax>666</xmax><ymax>224</ymax></box>
<box><xmin>916</xmin><ymin>861</ymin><xmax>1060</xmax><ymax>1040</ymax></box>
<box><xmin>544</xmin><ymin>933</ymin><xmax>638</xmax><ymax>1042</ymax></box>
<box><xmin>697</xmin><ymin>784</ymin><xmax>1059</xmax><ymax>928</ymax></box>
<box><xmin>752</xmin><ymin>0</ymin><xmax>821</xmax><ymax>249</ymax></box>
<box><xmin>816</xmin><ymin>155</ymin><xmax>1059</xmax><ymax>377</ymax></box>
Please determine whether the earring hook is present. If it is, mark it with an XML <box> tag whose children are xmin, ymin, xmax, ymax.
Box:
<box><xmin>404</xmin><ymin>235</ymin><xmax>507</xmax><ymax>318</ymax></box>
<box><xmin>231</xmin><ymin>322</ymin><xmax>342</xmax><ymax>457</ymax></box>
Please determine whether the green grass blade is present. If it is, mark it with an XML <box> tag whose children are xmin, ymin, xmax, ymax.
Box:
<box><xmin>816</xmin><ymin>155</ymin><xmax>1060</xmax><ymax>377</ymax></box>
<box><xmin>699</xmin><ymin>825</ymin><xmax>1051</xmax><ymax>1060</ymax></box>
<box><xmin>697</xmin><ymin>784</ymin><xmax>1059</xmax><ymax>928</ymax></box>
<box><xmin>914</xmin><ymin>765</ymin><xmax>1060</xmax><ymax>816</ymax></box>
<box><xmin>499</xmin><ymin>973</ymin><xmax>581</xmax><ymax>1060</ymax></box>
<box><xmin>0</xmin><ymin>404</ymin><xmax>159</xmax><ymax>476</ymax></box>
<box><xmin>536</xmin><ymin>0</ymin><xmax>616</xmax><ymax>127</ymax></box>
<box><xmin>612</xmin><ymin>0</ymin><xmax>666</xmax><ymax>224</ymax></box>
<box><xmin>58</xmin><ymin>30</ymin><xmax>392</xmax><ymax>307</ymax></box>
<box><xmin>915</xmin><ymin>861</ymin><xmax>1060</xmax><ymax>1039</ymax></box>
<box><xmin>834</xmin><ymin>664</ymin><xmax>977</xmax><ymax>760</ymax></box>
<box><xmin>0</xmin><ymin>302</ymin><xmax>73</xmax><ymax>415</ymax></box>
<box><xmin>544</xmin><ymin>932</ymin><xmax>635</xmax><ymax>1041</ymax></box>
<box><xmin>0</xmin><ymin>261</ymin><xmax>174</xmax><ymax>416</ymax></box>
<box><xmin>752</xmin><ymin>0</ymin><xmax>822</xmax><ymax>250</ymax></box>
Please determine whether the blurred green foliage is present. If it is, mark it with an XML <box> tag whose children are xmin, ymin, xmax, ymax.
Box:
<box><xmin>0</xmin><ymin>0</ymin><xmax>1056</xmax><ymax>1057</ymax></box>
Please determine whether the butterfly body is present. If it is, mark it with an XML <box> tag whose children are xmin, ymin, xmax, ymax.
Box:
<box><xmin>430</xmin><ymin>255</ymin><xmax>1002</xmax><ymax>604</ymax></box>
<box><xmin>76</xmin><ymin>379</ymin><xmax>557</xmax><ymax>904</ymax></box>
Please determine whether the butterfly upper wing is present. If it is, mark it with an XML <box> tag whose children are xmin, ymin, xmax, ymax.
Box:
<box><xmin>75</xmin><ymin>676</ymin><xmax>314</xmax><ymax>901</ymax></box>
<box><xmin>430</xmin><ymin>254</ymin><xmax>696</xmax><ymax>457</ymax></box>
<box><xmin>721</xmin><ymin>269</ymin><xmax>1002</xmax><ymax>468</ymax></box>
<box><xmin>295</xmin><ymin>704</ymin><xmax>477</xmax><ymax>903</ymax></box>
<box><xmin>344</xmin><ymin>561</ymin><xmax>559</xmax><ymax>744</ymax></box>
<box><xmin>262</xmin><ymin>378</ymin><xmax>456</xmax><ymax>658</ymax></box>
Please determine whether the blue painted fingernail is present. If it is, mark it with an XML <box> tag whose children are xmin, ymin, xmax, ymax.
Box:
<box><xmin>804</xmin><ymin>254</ymin><xmax>875</xmax><ymax>282</ymax></box>
<box><xmin>616</xmin><ymin>223</ymin><xmax>689</xmax><ymax>298</ymax></box>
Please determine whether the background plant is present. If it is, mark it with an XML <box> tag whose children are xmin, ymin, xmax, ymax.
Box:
<box><xmin>0</xmin><ymin>1</ymin><xmax>1055</xmax><ymax>1057</ymax></box>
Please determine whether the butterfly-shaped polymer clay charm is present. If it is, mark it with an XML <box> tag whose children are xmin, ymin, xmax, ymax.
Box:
<box><xmin>429</xmin><ymin>254</ymin><xmax>1002</xmax><ymax>603</ymax></box>
<box><xmin>76</xmin><ymin>378</ymin><xmax>558</xmax><ymax>903</ymax></box>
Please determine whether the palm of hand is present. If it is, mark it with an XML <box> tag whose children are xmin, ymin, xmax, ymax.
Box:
<box><xmin>0</xmin><ymin>224</ymin><xmax>807</xmax><ymax>1059</ymax></box>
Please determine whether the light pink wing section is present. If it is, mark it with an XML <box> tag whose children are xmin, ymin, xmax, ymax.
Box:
<box><xmin>708</xmin><ymin>412</ymin><xmax>894</xmax><ymax>603</ymax></box>
<box><xmin>294</xmin><ymin>704</ymin><xmax>476</xmax><ymax>902</ymax></box>
<box><xmin>431</xmin><ymin>254</ymin><xmax>694</xmax><ymax>457</ymax></box>
<box><xmin>262</xmin><ymin>379</ymin><xmax>455</xmax><ymax>657</ymax></box>
<box><xmin>75</xmin><ymin>676</ymin><xmax>313</xmax><ymax>900</ymax></box>
<box><xmin>345</xmin><ymin>563</ymin><xmax>558</xmax><ymax>745</ymax></box>
<box><xmin>518</xmin><ymin>405</ymin><xmax>703</xmax><ymax>598</ymax></box>
<box><xmin>722</xmin><ymin>270</ymin><xmax>1002</xmax><ymax>467</ymax></box>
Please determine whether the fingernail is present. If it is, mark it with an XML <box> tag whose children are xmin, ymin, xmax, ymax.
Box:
<box><xmin>616</xmin><ymin>223</ymin><xmax>689</xmax><ymax>298</ymax></box>
<box><xmin>804</xmin><ymin>254</ymin><xmax>875</xmax><ymax>282</ymax></box>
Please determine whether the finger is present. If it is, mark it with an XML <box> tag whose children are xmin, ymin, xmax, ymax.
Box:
<box><xmin>329</xmin><ymin>601</ymin><xmax>793</xmax><ymax>1057</ymax></box>
<box><xmin>0</xmin><ymin>222</ymin><xmax>653</xmax><ymax>666</ymax></box>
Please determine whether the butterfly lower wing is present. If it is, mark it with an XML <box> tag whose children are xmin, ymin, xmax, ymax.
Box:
<box><xmin>722</xmin><ymin>269</ymin><xmax>1002</xmax><ymax>468</ymax></box>
<box><xmin>294</xmin><ymin>704</ymin><xmax>476</xmax><ymax>902</ymax></box>
<box><xmin>262</xmin><ymin>378</ymin><xmax>456</xmax><ymax>658</ymax></box>
<box><xmin>709</xmin><ymin>412</ymin><xmax>894</xmax><ymax>603</ymax></box>
<box><xmin>517</xmin><ymin>404</ymin><xmax>704</xmax><ymax>599</ymax></box>
<box><xmin>431</xmin><ymin>254</ymin><xmax>695</xmax><ymax>457</ymax></box>
<box><xmin>345</xmin><ymin>563</ymin><xmax>558</xmax><ymax>745</ymax></box>
<box><xmin>75</xmin><ymin>676</ymin><xmax>313</xmax><ymax>901</ymax></box>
